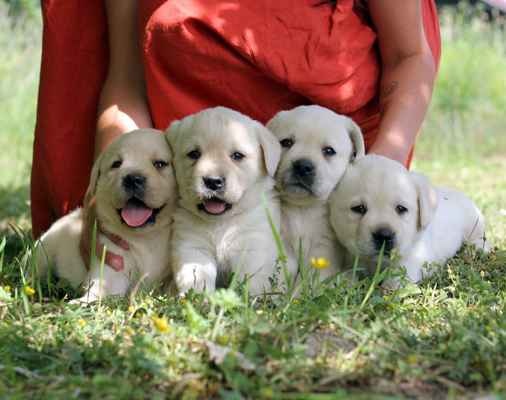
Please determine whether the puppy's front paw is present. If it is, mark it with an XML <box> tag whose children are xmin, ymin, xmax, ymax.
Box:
<box><xmin>69</xmin><ymin>293</ymin><xmax>99</xmax><ymax>305</ymax></box>
<box><xmin>175</xmin><ymin>263</ymin><xmax>217</xmax><ymax>294</ymax></box>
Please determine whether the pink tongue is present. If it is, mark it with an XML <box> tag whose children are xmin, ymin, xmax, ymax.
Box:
<box><xmin>203</xmin><ymin>200</ymin><xmax>227</xmax><ymax>215</ymax></box>
<box><xmin>121</xmin><ymin>204</ymin><xmax>153</xmax><ymax>227</ymax></box>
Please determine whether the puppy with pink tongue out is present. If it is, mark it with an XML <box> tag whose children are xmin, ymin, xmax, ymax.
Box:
<box><xmin>167</xmin><ymin>107</ymin><xmax>282</xmax><ymax>296</ymax></box>
<box><xmin>35</xmin><ymin>129</ymin><xmax>177</xmax><ymax>303</ymax></box>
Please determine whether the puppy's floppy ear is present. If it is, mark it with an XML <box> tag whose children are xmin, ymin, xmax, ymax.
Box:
<box><xmin>345</xmin><ymin>117</ymin><xmax>365</xmax><ymax>161</ymax></box>
<box><xmin>165</xmin><ymin>119</ymin><xmax>182</xmax><ymax>153</ymax></box>
<box><xmin>256</xmin><ymin>124</ymin><xmax>281</xmax><ymax>177</ymax></box>
<box><xmin>265</xmin><ymin>111</ymin><xmax>286</xmax><ymax>134</ymax></box>
<box><xmin>411</xmin><ymin>172</ymin><xmax>438</xmax><ymax>230</ymax></box>
<box><xmin>83</xmin><ymin>152</ymin><xmax>104</xmax><ymax>204</ymax></box>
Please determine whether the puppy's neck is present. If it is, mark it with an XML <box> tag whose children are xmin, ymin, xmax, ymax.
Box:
<box><xmin>281</xmin><ymin>201</ymin><xmax>329</xmax><ymax>234</ymax></box>
<box><xmin>98</xmin><ymin>222</ymin><xmax>171</xmax><ymax>260</ymax></box>
<box><xmin>281</xmin><ymin>201</ymin><xmax>332</xmax><ymax>257</ymax></box>
<box><xmin>280</xmin><ymin>192</ymin><xmax>327</xmax><ymax>209</ymax></box>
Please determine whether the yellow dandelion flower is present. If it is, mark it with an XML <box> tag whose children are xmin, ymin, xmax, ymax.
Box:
<box><xmin>3</xmin><ymin>285</ymin><xmax>11</xmax><ymax>293</ymax></box>
<box><xmin>23</xmin><ymin>285</ymin><xmax>35</xmax><ymax>297</ymax></box>
<box><xmin>406</xmin><ymin>354</ymin><xmax>418</xmax><ymax>365</ymax></box>
<box><xmin>310</xmin><ymin>257</ymin><xmax>330</xmax><ymax>270</ymax></box>
<box><xmin>77</xmin><ymin>318</ymin><xmax>86</xmax><ymax>327</ymax></box>
<box><xmin>127</xmin><ymin>305</ymin><xmax>135</xmax><ymax>313</ymax></box>
<box><xmin>217</xmin><ymin>334</ymin><xmax>230</xmax><ymax>345</ymax></box>
<box><xmin>259</xmin><ymin>387</ymin><xmax>274</xmax><ymax>399</ymax></box>
<box><xmin>152</xmin><ymin>316</ymin><xmax>171</xmax><ymax>333</ymax></box>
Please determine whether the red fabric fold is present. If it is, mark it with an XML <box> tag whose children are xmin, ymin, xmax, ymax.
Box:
<box><xmin>32</xmin><ymin>0</ymin><xmax>108</xmax><ymax>237</ymax></box>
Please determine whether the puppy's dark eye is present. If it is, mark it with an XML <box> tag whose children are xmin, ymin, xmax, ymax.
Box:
<box><xmin>231</xmin><ymin>151</ymin><xmax>245</xmax><ymax>161</ymax></box>
<box><xmin>111</xmin><ymin>160</ymin><xmax>122</xmax><ymax>169</ymax></box>
<box><xmin>351</xmin><ymin>204</ymin><xmax>367</xmax><ymax>215</ymax></box>
<box><xmin>322</xmin><ymin>146</ymin><xmax>336</xmax><ymax>157</ymax></box>
<box><xmin>396</xmin><ymin>205</ymin><xmax>408</xmax><ymax>215</ymax></box>
<box><xmin>153</xmin><ymin>160</ymin><xmax>168</xmax><ymax>169</ymax></box>
<box><xmin>280</xmin><ymin>138</ymin><xmax>294</xmax><ymax>148</ymax></box>
<box><xmin>187</xmin><ymin>149</ymin><xmax>201</xmax><ymax>160</ymax></box>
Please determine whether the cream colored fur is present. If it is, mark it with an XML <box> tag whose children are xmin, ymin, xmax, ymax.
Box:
<box><xmin>267</xmin><ymin>105</ymin><xmax>365</xmax><ymax>280</ymax></box>
<box><xmin>329</xmin><ymin>155</ymin><xmax>489</xmax><ymax>287</ymax></box>
<box><xmin>35</xmin><ymin>129</ymin><xmax>177</xmax><ymax>302</ymax></box>
<box><xmin>167</xmin><ymin>107</ymin><xmax>282</xmax><ymax>295</ymax></box>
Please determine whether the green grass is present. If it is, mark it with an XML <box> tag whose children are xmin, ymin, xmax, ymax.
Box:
<box><xmin>0</xmin><ymin>3</ymin><xmax>39</xmax><ymax>236</ymax></box>
<box><xmin>1</xmin><ymin>4</ymin><xmax>506</xmax><ymax>399</ymax></box>
<box><xmin>416</xmin><ymin>4</ymin><xmax>506</xmax><ymax>161</ymax></box>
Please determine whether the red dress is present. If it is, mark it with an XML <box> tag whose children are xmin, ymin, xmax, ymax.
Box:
<box><xmin>31</xmin><ymin>0</ymin><xmax>441</xmax><ymax>238</ymax></box>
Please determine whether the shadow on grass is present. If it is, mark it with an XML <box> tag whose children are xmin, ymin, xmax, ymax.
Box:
<box><xmin>0</xmin><ymin>184</ymin><xmax>29</xmax><ymax>221</ymax></box>
<box><xmin>0</xmin><ymin>322</ymin><xmax>170</xmax><ymax>399</ymax></box>
<box><xmin>1</xmin><ymin>250</ymin><xmax>504</xmax><ymax>399</ymax></box>
<box><xmin>0</xmin><ymin>313</ymin><xmax>406</xmax><ymax>399</ymax></box>
<box><xmin>0</xmin><ymin>183</ymin><xmax>31</xmax><ymax>263</ymax></box>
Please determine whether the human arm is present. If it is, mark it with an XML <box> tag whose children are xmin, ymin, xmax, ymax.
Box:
<box><xmin>95</xmin><ymin>0</ymin><xmax>152</xmax><ymax>157</ymax></box>
<box><xmin>368</xmin><ymin>0</ymin><xmax>437</xmax><ymax>164</ymax></box>
<box><xmin>81</xmin><ymin>0</ymin><xmax>150</xmax><ymax>266</ymax></box>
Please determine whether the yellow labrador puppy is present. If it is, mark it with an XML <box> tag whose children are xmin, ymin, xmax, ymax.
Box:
<box><xmin>266</xmin><ymin>105</ymin><xmax>365</xmax><ymax>279</ymax></box>
<box><xmin>35</xmin><ymin>129</ymin><xmax>177</xmax><ymax>302</ymax></box>
<box><xmin>329</xmin><ymin>155</ymin><xmax>489</xmax><ymax>287</ymax></box>
<box><xmin>166</xmin><ymin>107</ymin><xmax>282</xmax><ymax>295</ymax></box>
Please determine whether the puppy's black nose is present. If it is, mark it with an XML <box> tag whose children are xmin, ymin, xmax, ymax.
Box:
<box><xmin>123</xmin><ymin>174</ymin><xmax>146</xmax><ymax>196</ymax></box>
<box><xmin>292</xmin><ymin>159</ymin><xmax>315</xmax><ymax>178</ymax></box>
<box><xmin>372</xmin><ymin>228</ymin><xmax>396</xmax><ymax>253</ymax></box>
<box><xmin>203</xmin><ymin>176</ymin><xmax>225</xmax><ymax>191</ymax></box>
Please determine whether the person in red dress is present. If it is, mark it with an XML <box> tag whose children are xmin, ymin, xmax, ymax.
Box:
<box><xmin>31</xmin><ymin>0</ymin><xmax>441</xmax><ymax>243</ymax></box>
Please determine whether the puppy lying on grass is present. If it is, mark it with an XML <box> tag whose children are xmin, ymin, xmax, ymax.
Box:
<box><xmin>167</xmin><ymin>107</ymin><xmax>282</xmax><ymax>295</ymax></box>
<box><xmin>35</xmin><ymin>129</ymin><xmax>177</xmax><ymax>302</ymax></box>
<box><xmin>267</xmin><ymin>105</ymin><xmax>365</xmax><ymax>280</ymax></box>
<box><xmin>329</xmin><ymin>155</ymin><xmax>489</xmax><ymax>288</ymax></box>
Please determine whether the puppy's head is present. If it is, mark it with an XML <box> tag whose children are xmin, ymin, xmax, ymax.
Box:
<box><xmin>267</xmin><ymin>105</ymin><xmax>364</xmax><ymax>206</ymax></box>
<box><xmin>166</xmin><ymin>107</ymin><xmax>280</xmax><ymax>219</ymax></box>
<box><xmin>86</xmin><ymin>129</ymin><xmax>176</xmax><ymax>235</ymax></box>
<box><xmin>329</xmin><ymin>155</ymin><xmax>438</xmax><ymax>266</ymax></box>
